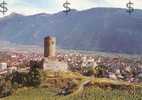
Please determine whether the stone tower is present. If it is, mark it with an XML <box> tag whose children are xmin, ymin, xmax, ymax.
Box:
<box><xmin>43</xmin><ymin>36</ymin><xmax>68</xmax><ymax>72</ymax></box>
<box><xmin>44</xmin><ymin>36</ymin><xmax>56</xmax><ymax>58</ymax></box>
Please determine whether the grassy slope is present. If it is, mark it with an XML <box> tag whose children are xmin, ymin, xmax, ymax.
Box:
<box><xmin>2</xmin><ymin>86</ymin><xmax>142</xmax><ymax>100</ymax></box>
<box><xmin>2</xmin><ymin>71</ymin><xmax>142</xmax><ymax>100</ymax></box>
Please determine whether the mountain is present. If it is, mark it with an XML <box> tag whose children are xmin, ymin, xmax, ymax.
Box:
<box><xmin>0</xmin><ymin>8</ymin><xmax>142</xmax><ymax>54</ymax></box>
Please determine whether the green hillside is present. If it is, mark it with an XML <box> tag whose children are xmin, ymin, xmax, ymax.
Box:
<box><xmin>2</xmin><ymin>85</ymin><xmax>142</xmax><ymax>100</ymax></box>
<box><xmin>2</xmin><ymin>71</ymin><xmax>142</xmax><ymax>100</ymax></box>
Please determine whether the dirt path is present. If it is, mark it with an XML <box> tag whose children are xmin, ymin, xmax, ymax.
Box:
<box><xmin>71</xmin><ymin>79</ymin><xmax>91</xmax><ymax>95</ymax></box>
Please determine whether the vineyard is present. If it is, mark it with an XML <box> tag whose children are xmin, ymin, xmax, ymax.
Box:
<box><xmin>2</xmin><ymin>71</ymin><xmax>142</xmax><ymax>100</ymax></box>
<box><xmin>2</xmin><ymin>85</ymin><xmax>142</xmax><ymax>100</ymax></box>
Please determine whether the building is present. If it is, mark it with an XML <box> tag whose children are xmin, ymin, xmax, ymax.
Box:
<box><xmin>43</xmin><ymin>36</ymin><xmax>68</xmax><ymax>72</ymax></box>
<box><xmin>44</xmin><ymin>36</ymin><xmax>56</xmax><ymax>58</ymax></box>
<box><xmin>0</xmin><ymin>63</ymin><xmax>7</xmax><ymax>71</ymax></box>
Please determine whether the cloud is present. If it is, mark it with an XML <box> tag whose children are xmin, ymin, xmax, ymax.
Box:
<box><xmin>88</xmin><ymin>0</ymin><xmax>142</xmax><ymax>9</ymax></box>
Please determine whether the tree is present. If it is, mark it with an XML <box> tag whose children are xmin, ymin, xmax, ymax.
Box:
<box><xmin>28</xmin><ymin>61</ymin><xmax>42</xmax><ymax>87</ymax></box>
<box><xmin>0</xmin><ymin>76</ymin><xmax>13</xmax><ymax>97</ymax></box>
<box><xmin>94</xmin><ymin>65</ymin><xmax>107</xmax><ymax>77</ymax></box>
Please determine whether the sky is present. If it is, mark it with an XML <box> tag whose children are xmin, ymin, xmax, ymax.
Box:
<box><xmin>1</xmin><ymin>0</ymin><xmax>142</xmax><ymax>16</ymax></box>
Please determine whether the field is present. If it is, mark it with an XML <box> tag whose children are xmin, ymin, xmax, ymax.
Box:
<box><xmin>1</xmin><ymin>71</ymin><xmax>142</xmax><ymax>100</ymax></box>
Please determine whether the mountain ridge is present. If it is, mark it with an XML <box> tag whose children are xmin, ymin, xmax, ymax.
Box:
<box><xmin>0</xmin><ymin>7</ymin><xmax>142</xmax><ymax>54</ymax></box>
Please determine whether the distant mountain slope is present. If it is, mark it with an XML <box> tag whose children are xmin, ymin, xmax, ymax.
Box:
<box><xmin>0</xmin><ymin>8</ymin><xmax>142</xmax><ymax>54</ymax></box>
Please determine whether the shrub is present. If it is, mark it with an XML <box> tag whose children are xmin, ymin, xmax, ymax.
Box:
<box><xmin>82</xmin><ymin>67</ymin><xmax>94</xmax><ymax>76</ymax></box>
<box><xmin>11</xmin><ymin>71</ymin><xmax>29</xmax><ymax>87</ymax></box>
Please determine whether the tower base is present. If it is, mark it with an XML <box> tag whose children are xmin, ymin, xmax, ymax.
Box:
<box><xmin>43</xmin><ymin>58</ymin><xmax>68</xmax><ymax>72</ymax></box>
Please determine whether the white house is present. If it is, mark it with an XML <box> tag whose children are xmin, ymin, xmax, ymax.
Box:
<box><xmin>0</xmin><ymin>63</ymin><xmax>7</xmax><ymax>71</ymax></box>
